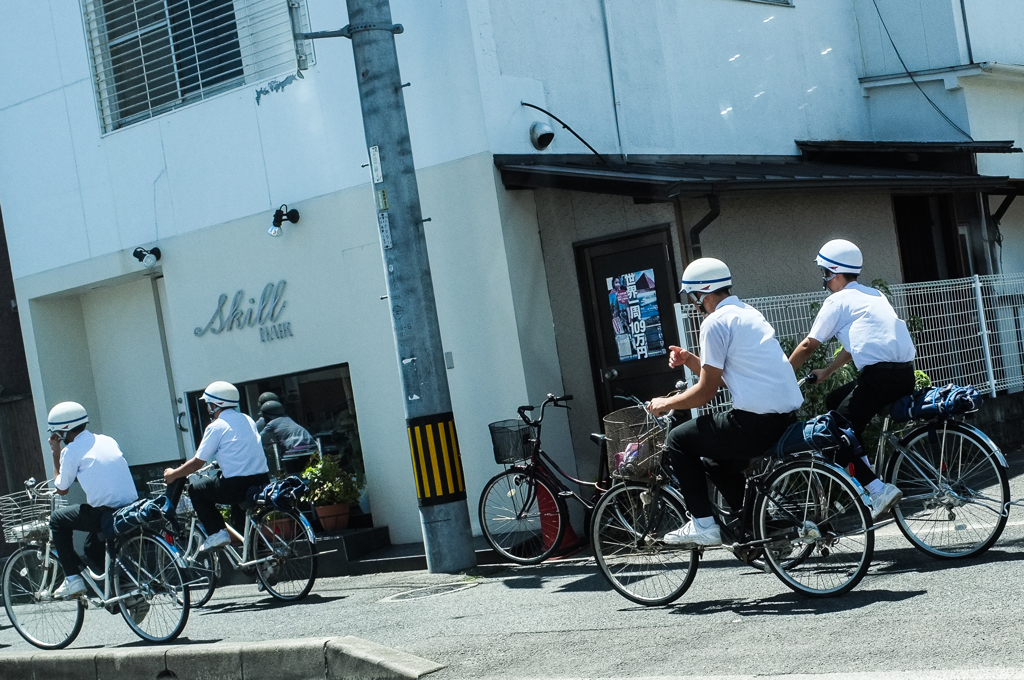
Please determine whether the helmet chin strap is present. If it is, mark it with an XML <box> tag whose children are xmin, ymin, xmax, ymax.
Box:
<box><xmin>821</xmin><ymin>268</ymin><xmax>836</xmax><ymax>290</ymax></box>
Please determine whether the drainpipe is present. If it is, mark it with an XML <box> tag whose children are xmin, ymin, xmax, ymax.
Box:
<box><xmin>599</xmin><ymin>0</ymin><xmax>625</xmax><ymax>161</ymax></box>
<box><xmin>688</xmin><ymin>195</ymin><xmax>721</xmax><ymax>260</ymax></box>
<box><xmin>959</xmin><ymin>0</ymin><xmax>974</xmax><ymax>64</ymax></box>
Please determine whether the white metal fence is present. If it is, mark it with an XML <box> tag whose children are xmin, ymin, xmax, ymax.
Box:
<box><xmin>674</xmin><ymin>273</ymin><xmax>1024</xmax><ymax>414</ymax></box>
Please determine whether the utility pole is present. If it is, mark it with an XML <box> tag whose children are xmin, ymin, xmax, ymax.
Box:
<box><xmin>303</xmin><ymin>0</ymin><xmax>475</xmax><ymax>572</ymax></box>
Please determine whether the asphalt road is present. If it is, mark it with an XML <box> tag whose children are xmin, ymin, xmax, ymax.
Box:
<box><xmin>3</xmin><ymin>451</ymin><xmax>1024</xmax><ymax>679</ymax></box>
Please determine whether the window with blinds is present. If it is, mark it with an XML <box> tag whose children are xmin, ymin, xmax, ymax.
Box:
<box><xmin>82</xmin><ymin>0</ymin><xmax>313</xmax><ymax>132</ymax></box>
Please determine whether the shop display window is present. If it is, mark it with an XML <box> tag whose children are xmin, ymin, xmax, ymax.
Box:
<box><xmin>185</xmin><ymin>363</ymin><xmax>367</xmax><ymax>511</ymax></box>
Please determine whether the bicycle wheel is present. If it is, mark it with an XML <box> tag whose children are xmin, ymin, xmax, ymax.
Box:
<box><xmin>114</xmin><ymin>533</ymin><xmax>190</xmax><ymax>643</ymax></box>
<box><xmin>479</xmin><ymin>470</ymin><xmax>567</xmax><ymax>565</ymax></box>
<box><xmin>2</xmin><ymin>547</ymin><xmax>85</xmax><ymax>649</ymax></box>
<box><xmin>591</xmin><ymin>482</ymin><xmax>698</xmax><ymax>606</ymax></box>
<box><xmin>886</xmin><ymin>421</ymin><xmax>1009</xmax><ymax>559</ymax></box>
<box><xmin>183</xmin><ymin>525</ymin><xmax>219</xmax><ymax>607</ymax></box>
<box><xmin>756</xmin><ymin>461</ymin><xmax>873</xmax><ymax>597</ymax></box>
<box><xmin>249</xmin><ymin>508</ymin><xmax>318</xmax><ymax>601</ymax></box>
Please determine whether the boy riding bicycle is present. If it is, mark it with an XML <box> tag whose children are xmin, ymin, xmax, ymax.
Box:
<box><xmin>647</xmin><ymin>258</ymin><xmax>803</xmax><ymax>546</ymax></box>
<box><xmin>788</xmin><ymin>239</ymin><xmax>911</xmax><ymax>521</ymax></box>
<box><xmin>164</xmin><ymin>381</ymin><xmax>270</xmax><ymax>552</ymax></box>
<box><xmin>47</xmin><ymin>401</ymin><xmax>138</xmax><ymax>598</ymax></box>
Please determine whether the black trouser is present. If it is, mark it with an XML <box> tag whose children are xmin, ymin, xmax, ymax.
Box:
<box><xmin>666</xmin><ymin>409</ymin><xmax>796</xmax><ymax>519</ymax></box>
<box><xmin>189</xmin><ymin>472</ymin><xmax>269</xmax><ymax>535</ymax></box>
<box><xmin>50</xmin><ymin>504</ymin><xmax>115</xmax><ymax>577</ymax></box>
<box><xmin>826</xmin><ymin>362</ymin><xmax>916</xmax><ymax>485</ymax></box>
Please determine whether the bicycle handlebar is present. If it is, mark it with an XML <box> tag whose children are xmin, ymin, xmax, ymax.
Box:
<box><xmin>517</xmin><ymin>393</ymin><xmax>573</xmax><ymax>426</ymax></box>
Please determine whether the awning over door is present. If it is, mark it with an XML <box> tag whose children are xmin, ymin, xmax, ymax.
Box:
<box><xmin>495</xmin><ymin>144</ymin><xmax>1018</xmax><ymax>201</ymax></box>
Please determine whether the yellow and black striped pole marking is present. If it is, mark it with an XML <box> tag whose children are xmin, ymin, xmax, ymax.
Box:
<box><xmin>407</xmin><ymin>412</ymin><xmax>466</xmax><ymax>506</ymax></box>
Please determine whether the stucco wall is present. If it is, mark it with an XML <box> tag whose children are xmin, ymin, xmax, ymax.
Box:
<box><xmin>688</xmin><ymin>192</ymin><xmax>904</xmax><ymax>297</ymax></box>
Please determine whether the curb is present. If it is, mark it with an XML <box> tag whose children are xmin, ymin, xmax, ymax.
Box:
<box><xmin>0</xmin><ymin>635</ymin><xmax>444</xmax><ymax>680</ymax></box>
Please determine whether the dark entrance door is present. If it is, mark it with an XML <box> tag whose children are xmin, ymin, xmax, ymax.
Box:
<box><xmin>576</xmin><ymin>226</ymin><xmax>682</xmax><ymax>418</ymax></box>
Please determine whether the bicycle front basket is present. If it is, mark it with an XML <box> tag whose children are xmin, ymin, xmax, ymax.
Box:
<box><xmin>0</xmin><ymin>489</ymin><xmax>65</xmax><ymax>544</ymax></box>
<box><xmin>603</xmin><ymin>406</ymin><xmax>667</xmax><ymax>479</ymax></box>
<box><xmin>488</xmin><ymin>419</ymin><xmax>533</xmax><ymax>464</ymax></box>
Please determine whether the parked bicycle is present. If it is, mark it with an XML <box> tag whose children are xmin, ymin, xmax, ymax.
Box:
<box><xmin>591</xmin><ymin>400</ymin><xmax>874</xmax><ymax>606</ymax></box>
<box><xmin>1</xmin><ymin>478</ymin><xmax>189</xmax><ymax>649</ymax></box>
<box><xmin>151</xmin><ymin>464</ymin><xmax>318</xmax><ymax>604</ymax></box>
<box><xmin>480</xmin><ymin>393</ymin><xmax>615</xmax><ymax>564</ymax></box>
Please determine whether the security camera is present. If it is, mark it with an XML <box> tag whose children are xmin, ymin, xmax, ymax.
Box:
<box><xmin>530</xmin><ymin>121</ymin><xmax>554</xmax><ymax>150</ymax></box>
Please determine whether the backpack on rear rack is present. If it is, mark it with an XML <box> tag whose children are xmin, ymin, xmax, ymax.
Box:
<box><xmin>249</xmin><ymin>476</ymin><xmax>309</xmax><ymax>510</ymax></box>
<box><xmin>888</xmin><ymin>384</ymin><xmax>982</xmax><ymax>423</ymax></box>
<box><xmin>101</xmin><ymin>495</ymin><xmax>174</xmax><ymax>538</ymax></box>
<box><xmin>774</xmin><ymin>410</ymin><xmax>862</xmax><ymax>459</ymax></box>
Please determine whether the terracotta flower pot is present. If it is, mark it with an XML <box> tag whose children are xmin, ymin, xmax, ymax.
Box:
<box><xmin>315</xmin><ymin>503</ymin><xmax>350</xmax><ymax>532</ymax></box>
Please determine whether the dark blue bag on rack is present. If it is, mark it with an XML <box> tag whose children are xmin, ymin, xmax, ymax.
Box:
<box><xmin>251</xmin><ymin>476</ymin><xmax>309</xmax><ymax>510</ymax></box>
<box><xmin>774</xmin><ymin>411</ymin><xmax>862</xmax><ymax>458</ymax></box>
<box><xmin>102</xmin><ymin>495</ymin><xmax>173</xmax><ymax>538</ymax></box>
<box><xmin>889</xmin><ymin>384</ymin><xmax>983</xmax><ymax>423</ymax></box>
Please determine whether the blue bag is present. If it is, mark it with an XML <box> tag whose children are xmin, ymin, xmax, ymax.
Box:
<box><xmin>103</xmin><ymin>495</ymin><xmax>173</xmax><ymax>537</ymax></box>
<box><xmin>889</xmin><ymin>384</ymin><xmax>983</xmax><ymax>422</ymax></box>
<box><xmin>251</xmin><ymin>476</ymin><xmax>309</xmax><ymax>510</ymax></box>
<box><xmin>774</xmin><ymin>411</ymin><xmax>862</xmax><ymax>458</ymax></box>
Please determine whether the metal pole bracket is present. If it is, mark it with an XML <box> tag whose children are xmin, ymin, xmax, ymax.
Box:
<box><xmin>301</xmin><ymin>23</ymin><xmax>404</xmax><ymax>41</ymax></box>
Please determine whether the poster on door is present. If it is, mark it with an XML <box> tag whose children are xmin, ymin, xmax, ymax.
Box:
<box><xmin>606</xmin><ymin>269</ymin><xmax>666</xmax><ymax>362</ymax></box>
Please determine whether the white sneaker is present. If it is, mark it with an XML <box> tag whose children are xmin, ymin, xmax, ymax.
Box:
<box><xmin>662</xmin><ymin>520</ymin><xmax>722</xmax><ymax>547</ymax></box>
<box><xmin>869</xmin><ymin>483</ymin><xmax>903</xmax><ymax>521</ymax></box>
<box><xmin>53</xmin><ymin>574</ymin><xmax>86</xmax><ymax>599</ymax></box>
<box><xmin>199</xmin><ymin>529</ymin><xmax>230</xmax><ymax>552</ymax></box>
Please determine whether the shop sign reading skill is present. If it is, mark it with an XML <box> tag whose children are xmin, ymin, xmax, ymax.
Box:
<box><xmin>194</xmin><ymin>280</ymin><xmax>293</xmax><ymax>343</ymax></box>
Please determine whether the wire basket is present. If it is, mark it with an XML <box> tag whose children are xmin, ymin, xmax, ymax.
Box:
<box><xmin>0</xmin><ymin>487</ymin><xmax>65</xmax><ymax>544</ymax></box>
<box><xmin>488</xmin><ymin>419</ymin><xmax>533</xmax><ymax>464</ymax></box>
<box><xmin>146</xmin><ymin>478</ymin><xmax>194</xmax><ymax>517</ymax></box>
<box><xmin>603</xmin><ymin>406</ymin><xmax>668</xmax><ymax>479</ymax></box>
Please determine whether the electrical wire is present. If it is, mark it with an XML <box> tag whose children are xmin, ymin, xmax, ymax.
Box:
<box><xmin>521</xmin><ymin>102</ymin><xmax>612</xmax><ymax>165</ymax></box>
<box><xmin>870</xmin><ymin>0</ymin><xmax>975</xmax><ymax>141</ymax></box>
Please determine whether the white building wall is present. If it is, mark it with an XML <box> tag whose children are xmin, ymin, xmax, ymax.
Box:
<box><xmin>475</xmin><ymin>0</ymin><xmax>873</xmax><ymax>156</ymax></box>
<box><xmin>961</xmin><ymin>0</ymin><xmax>1024</xmax><ymax>65</ymax></box>
<box><xmin>80</xmin><ymin>278</ymin><xmax>180</xmax><ymax>467</ymax></box>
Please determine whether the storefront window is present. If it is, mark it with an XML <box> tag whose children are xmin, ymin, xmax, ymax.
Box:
<box><xmin>185</xmin><ymin>363</ymin><xmax>366</xmax><ymax>494</ymax></box>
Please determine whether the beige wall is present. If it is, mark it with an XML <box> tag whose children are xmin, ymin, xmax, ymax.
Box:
<box><xmin>686</xmin><ymin>192</ymin><xmax>904</xmax><ymax>298</ymax></box>
<box><xmin>531</xmin><ymin>188</ymin><xmax>903</xmax><ymax>478</ymax></box>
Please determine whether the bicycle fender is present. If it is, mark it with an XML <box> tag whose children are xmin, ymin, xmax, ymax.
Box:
<box><xmin>900</xmin><ymin>421</ymin><xmax>1007</xmax><ymax>469</ymax></box>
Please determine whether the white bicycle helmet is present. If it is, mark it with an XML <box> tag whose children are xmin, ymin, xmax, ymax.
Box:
<box><xmin>680</xmin><ymin>258</ymin><xmax>732</xmax><ymax>296</ymax></box>
<box><xmin>200</xmin><ymin>381</ymin><xmax>240</xmax><ymax>410</ymax></box>
<box><xmin>47</xmin><ymin>402</ymin><xmax>88</xmax><ymax>433</ymax></box>
<box><xmin>816</xmin><ymin>239</ymin><xmax>863</xmax><ymax>275</ymax></box>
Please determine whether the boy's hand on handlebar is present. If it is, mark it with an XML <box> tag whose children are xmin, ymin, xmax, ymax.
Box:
<box><xmin>163</xmin><ymin>468</ymin><xmax>177</xmax><ymax>484</ymax></box>
<box><xmin>808</xmin><ymin>369</ymin><xmax>828</xmax><ymax>385</ymax></box>
<box><xmin>647</xmin><ymin>397</ymin><xmax>673</xmax><ymax>417</ymax></box>
<box><xmin>667</xmin><ymin>346</ymin><xmax>692</xmax><ymax>369</ymax></box>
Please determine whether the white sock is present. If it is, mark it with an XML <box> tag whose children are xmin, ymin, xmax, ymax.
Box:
<box><xmin>692</xmin><ymin>516</ymin><xmax>716</xmax><ymax>530</ymax></box>
<box><xmin>866</xmin><ymin>479</ymin><xmax>885</xmax><ymax>495</ymax></box>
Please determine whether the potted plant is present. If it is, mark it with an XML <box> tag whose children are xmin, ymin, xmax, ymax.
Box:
<box><xmin>303</xmin><ymin>452</ymin><xmax>360</xmax><ymax>532</ymax></box>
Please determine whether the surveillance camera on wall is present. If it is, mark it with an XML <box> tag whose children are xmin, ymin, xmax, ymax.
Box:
<box><xmin>530</xmin><ymin>121</ymin><xmax>554</xmax><ymax>150</ymax></box>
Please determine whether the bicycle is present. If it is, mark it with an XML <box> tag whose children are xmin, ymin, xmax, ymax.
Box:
<box><xmin>1</xmin><ymin>478</ymin><xmax>190</xmax><ymax>649</ymax></box>
<box><xmin>479</xmin><ymin>393</ymin><xmax>614</xmax><ymax>565</ymax></box>
<box><xmin>590</xmin><ymin>404</ymin><xmax>874</xmax><ymax>606</ymax></box>
<box><xmin>153</xmin><ymin>464</ymin><xmax>319</xmax><ymax>604</ymax></box>
<box><xmin>869</xmin><ymin>401</ymin><xmax>1011</xmax><ymax>559</ymax></box>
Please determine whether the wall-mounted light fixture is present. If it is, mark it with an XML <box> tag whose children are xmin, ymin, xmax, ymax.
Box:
<box><xmin>132</xmin><ymin>246</ymin><xmax>161</xmax><ymax>268</ymax></box>
<box><xmin>268</xmin><ymin>204</ymin><xmax>300</xmax><ymax>237</ymax></box>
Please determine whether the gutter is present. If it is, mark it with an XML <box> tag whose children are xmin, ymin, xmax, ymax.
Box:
<box><xmin>688</xmin><ymin>195</ymin><xmax>721</xmax><ymax>260</ymax></box>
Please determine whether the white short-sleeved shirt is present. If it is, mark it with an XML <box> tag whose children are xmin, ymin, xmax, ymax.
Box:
<box><xmin>55</xmin><ymin>431</ymin><xmax>138</xmax><ymax>509</ymax></box>
<box><xmin>700</xmin><ymin>297</ymin><xmax>804</xmax><ymax>414</ymax></box>
<box><xmin>809</xmin><ymin>281</ymin><xmax>916</xmax><ymax>370</ymax></box>
<box><xmin>196</xmin><ymin>408</ymin><xmax>269</xmax><ymax>478</ymax></box>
